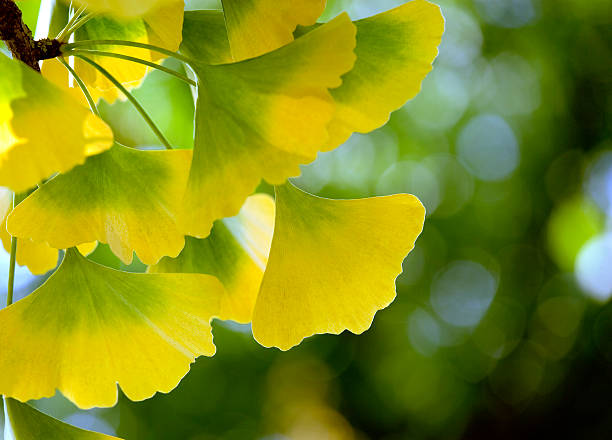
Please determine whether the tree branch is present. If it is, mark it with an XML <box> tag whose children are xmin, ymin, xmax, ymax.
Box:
<box><xmin>0</xmin><ymin>0</ymin><xmax>62</xmax><ymax>72</ymax></box>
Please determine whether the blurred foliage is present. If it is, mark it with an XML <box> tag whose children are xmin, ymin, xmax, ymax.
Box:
<box><xmin>2</xmin><ymin>0</ymin><xmax>612</xmax><ymax>438</ymax></box>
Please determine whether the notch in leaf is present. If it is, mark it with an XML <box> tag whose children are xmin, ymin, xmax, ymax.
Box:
<box><xmin>0</xmin><ymin>249</ymin><xmax>225</xmax><ymax>409</ymax></box>
<box><xmin>8</xmin><ymin>144</ymin><xmax>191</xmax><ymax>265</ymax></box>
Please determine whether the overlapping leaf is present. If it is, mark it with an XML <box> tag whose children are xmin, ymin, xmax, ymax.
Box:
<box><xmin>0</xmin><ymin>54</ymin><xmax>113</xmax><ymax>193</ymax></box>
<box><xmin>4</xmin><ymin>398</ymin><xmax>122</xmax><ymax>439</ymax></box>
<box><xmin>221</xmin><ymin>0</ymin><xmax>326</xmax><ymax>61</ymax></box>
<box><xmin>71</xmin><ymin>0</ymin><xmax>185</xmax><ymax>102</ymax></box>
<box><xmin>8</xmin><ymin>144</ymin><xmax>191</xmax><ymax>265</ymax></box>
<box><xmin>252</xmin><ymin>182</ymin><xmax>425</xmax><ymax>350</ymax></box>
<box><xmin>182</xmin><ymin>13</ymin><xmax>357</xmax><ymax>238</ymax></box>
<box><xmin>151</xmin><ymin>194</ymin><xmax>274</xmax><ymax>324</ymax></box>
<box><xmin>0</xmin><ymin>249</ymin><xmax>224</xmax><ymax>409</ymax></box>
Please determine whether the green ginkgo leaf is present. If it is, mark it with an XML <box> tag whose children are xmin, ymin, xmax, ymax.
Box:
<box><xmin>7</xmin><ymin>144</ymin><xmax>191</xmax><ymax>265</ymax></box>
<box><xmin>180</xmin><ymin>10</ymin><xmax>233</xmax><ymax>65</ymax></box>
<box><xmin>221</xmin><ymin>0</ymin><xmax>326</xmax><ymax>61</ymax></box>
<box><xmin>181</xmin><ymin>13</ymin><xmax>356</xmax><ymax>238</ymax></box>
<box><xmin>0</xmin><ymin>248</ymin><xmax>224</xmax><ymax>409</ymax></box>
<box><xmin>3</xmin><ymin>398</ymin><xmax>122</xmax><ymax>439</ymax></box>
<box><xmin>252</xmin><ymin>182</ymin><xmax>425</xmax><ymax>350</ymax></box>
<box><xmin>150</xmin><ymin>193</ymin><xmax>274</xmax><ymax>324</ymax></box>
<box><xmin>181</xmin><ymin>1</ymin><xmax>444</xmax><ymax>150</ymax></box>
<box><xmin>0</xmin><ymin>53</ymin><xmax>113</xmax><ymax>193</ymax></box>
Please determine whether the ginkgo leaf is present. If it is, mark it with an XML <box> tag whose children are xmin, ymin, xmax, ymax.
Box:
<box><xmin>252</xmin><ymin>182</ymin><xmax>426</xmax><ymax>350</ymax></box>
<box><xmin>181</xmin><ymin>10</ymin><xmax>233</xmax><ymax>65</ymax></box>
<box><xmin>180</xmin><ymin>1</ymin><xmax>444</xmax><ymax>150</ymax></box>
<box><xmin>150</xmin><ymin>193</ymin><xmax>274</xmax><ymax>324</ymax></box>
<box><xmin>71</xmin><ymin>1</ymin><xmax>184</xmax><ymax>103</ymax></box>
<box><xmin>71</xmin><ymin>0</ymin><xmax>179</xmax><ymax>19</ymax></box>
<box><xmin>221</xmin><ymin>0</ymin><xmax>326</xmax><ymax>61</ymax></box>
<box><xmin>7</xmin><ymin>144</ymin><xmax>191</xmax><ymax>265</ymax></box>
<box><xmin>4</xmin><ymin>398</ymin><xmax>122</xmax><ymax>439</ymax></box>
<box><xmin>0</xmin><ymin>188</ymin><xmax>97</xmax><ymax>274</ymax></box>
<box><xmin>0</xmin><ymin>248</ymin><xmax>224</xmax><ymax>409</ymax></box>
<box><xmin>182</xmin><ymin>13</ymin><xmax>356</xmax><ymax>238</ymax></box>
<box><xmin>0</xmin><ymin>53</ymin><xmax>113</xmax><ymax>193</ymax></box>
<box><xmin>322</xmin><ymin>0</ymin><xmax>445</xmax><ymax>148</ymax></box>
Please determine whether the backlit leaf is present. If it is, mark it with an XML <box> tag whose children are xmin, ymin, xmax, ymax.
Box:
<box><xmin>182</xmin><ymin>13</ymin><xmax>356</xmax><ymax>238</ymax></box>
<box><xmin>221</xmin><ymin>0</ymin><xmax>326</xmax><ymax>61</ymax></box>
<box><xmin>0</xmin><ymin>54</ymin><xmax>113</xmax><ymax>193</ymax></box>
<box><xmin>180</xmin><ymin>10</ymin><xmax>232</xmax><ymax>65</ymax></box>
<box><xmin>322</xmin><ymin>0</ymin><xmax>445</xmax><ymax>148</ymax></box>
<box><xmin>71</xmin><ymin>0</ymin><xmax>184</xmax><ymax>103</ymax></box>
<box><xmin>4</xmin><ymin>398</ymin><xmax>122</xmax><ymax>439</ymax></box>
<box><xmin>151</xmin><ymin>194</ymin><xmax>274</xmax><ymax>324</ymax></box>
<box><xmin>7</xmin><ymin>144</ymin><xmax>191</xmax><ymax>265</ymax></box>
<box><xmin>0</xmin><ymin>249</ymin><xmax>224</xmax><ymax>409</ymax></box>
<box><xmin>252</xmin><ymin>182</ymin><xmax>425</xmax><ymax>350</ymax></box>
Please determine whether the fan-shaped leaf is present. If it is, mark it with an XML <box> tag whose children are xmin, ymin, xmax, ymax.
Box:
<box><xmin>0</xmin><ymin>249</ymin><xmax>224</xmax><ymax>409</ymax></box>
<box><xmin>182</xmin><ymin>13</ymin><xmax>356</xmax><ymax>238</ymax></box>
<box><xmin>252</xmin><ymin>182</ymin><xmax>425</xmax><ymax>350</ymax></box>
<box><xmin>0</xmin><ymin>54</ymin><xmax>113</xmax><ymax>193</ymax></box>
<box><xmin>8</xmin><ymin>144</ymin><xmax>191</xmax><ymax>265</ymax></box>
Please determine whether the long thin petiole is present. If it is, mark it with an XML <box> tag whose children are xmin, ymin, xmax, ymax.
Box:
<box><xmin>62</xmin><ymin>40</ymin><xmax>195</xmax><ymax>65</ymax></box>
<box><xmin>73</xmin><ymin>54</ymin><xmax>174</xmax><ymax>150</ymax></box>
<box><xmin>66</xmin><ymin>49</ymin><xmax>197</xmax><ymax>86</ymax></box>
<box><xmin>59</xmin><ymin>12</ymin><xmax>99</xmax><ymax>41</ymax></box>
<box><xmin>6</xmin><ymin>193</ymin><xmax>19</xmax><ymax>307</ymax></box>
<box><xmin>57</xmin><ymin>57</ymin><xmax>100</xmax><ymax>116</ymax></box>
<box><xmin>55</xmin><ymin>4</ymin><xmax>87</xmax><ymax>40</ymax></box>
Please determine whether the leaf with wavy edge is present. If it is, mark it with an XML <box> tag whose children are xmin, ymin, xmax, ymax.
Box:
<box><xmin>8</xmin><ymin>144</ymin><xmax>191</xmax><ymax>265</ymax></box>
<box><xmin>252</xmin><ymin>182</ymin><xmax>425</xmax><ymax>350</ymax></box>
<box><xmin>182</xmin><ymin>13</ymin><xmax>356</xmax><ymax>238</ymax></box>
<box><xmin>0</xmin><ymin>249</ymin><xmax>224</xmax><ymax>409</ymax></box>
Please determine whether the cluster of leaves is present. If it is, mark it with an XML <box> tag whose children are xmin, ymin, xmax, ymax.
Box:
<box><xmin>0</xmin><ymin>0</ymin><xmax>443</xmax><ymax>437</ymax></box>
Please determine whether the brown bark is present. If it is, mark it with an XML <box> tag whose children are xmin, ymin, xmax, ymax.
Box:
<box><xmin>0</xmin><ymin>0</ymin><xmax>62</xmax><ymax>72</ymax></box>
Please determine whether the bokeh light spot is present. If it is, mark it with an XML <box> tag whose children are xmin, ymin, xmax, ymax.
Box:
<box><xmin>430</xmin><ymin>260</ymin><xmax>497</xmax><ymax>327</ymax></box>
<box><xmin>457</xmin><ymin>114</ymin><xmax>520</xmax><ymax>181</ymax></box>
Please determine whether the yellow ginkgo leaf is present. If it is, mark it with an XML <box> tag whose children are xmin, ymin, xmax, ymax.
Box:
<box><xmin>7</xmin><ymin>144</ymin><xmax>191</xmax><ymax>265</ymax></box>
<box><xmin>0</xmin><ymin>188</ymin><xmax>97</xmax><ymax>274</ymax></box>
<box><xmin>4</xmin><ymin>398</ymin><xmax>122</xmax><ymax>439</ymax></box>
<box><xmin>252</xmin><ymin>182</ymin><xmax>426</xmax><ymax>350</ymax></box>
<box><xmin>0</xmin><ymin>249</ymin><xmax>224</xmax><ymax>409</ymax></box>
<box><xmin>221</xmin><ymin>0</ymin><xmax>326</xmax><ymax>61</ymax></box>
<box><xmin>71</xmin><ymin>0</ymin><xmax>178</xmax><ymax>19</ymax></box>
<box><xmin>0</xmin><ymin>53</ymin><xmax>113</xmax><ymax>193</ymax></box>
<box><xmin>151</xmin><ymin>193</ymin><xmax>274</xmax><ymax>324</ymax></box>
<box><xmin>70</xmin><ymin>0</ymin><xmax>184</xmax><ymax>103</ymax></box>
<box><xmin>323</xmin><ymin>0</ymin><xmax>444</xmax><ymax>148</ymax></box>
<box><xmin>182</xmin><ymin>13</ymin><xmax>356</xmax><ymax>238</ymax></box>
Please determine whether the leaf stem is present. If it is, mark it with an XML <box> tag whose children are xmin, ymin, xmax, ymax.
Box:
<box><xmin>74</xmin><ymin>54</ymin><xmax>174</xmax><ymax>150</ymax></box>
<box><xmin>6</xmin><ymin>192</ymin><xmax>25</xmax><ymax>307</ymax></box>
<box><xmin>66</xmin><ymin>49</ymin><xmax>197</xmax><ymax>86</ymax></box>
<box><xmin>57</xmin><ymin>57</ymin><xmax>100</xmax><ymax>116</ymax></box>
<box><xmin>62</xmin><ymin>40</ymin><xmax>196</xmax><ymax>65</ymax></box>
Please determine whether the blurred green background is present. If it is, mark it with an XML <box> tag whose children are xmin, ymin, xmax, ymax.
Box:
<box><xmin>3</xmin><ymin>0</ymin><xmax>612</xmax><ymax>438</ymax></box>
